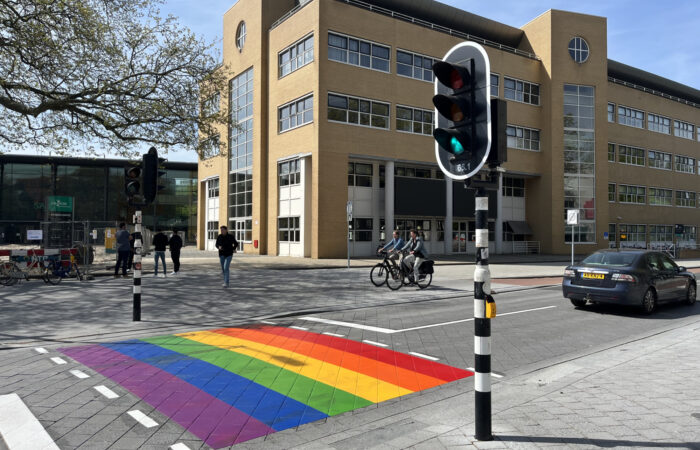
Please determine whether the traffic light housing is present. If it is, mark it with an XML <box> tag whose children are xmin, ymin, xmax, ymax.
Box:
<box><xmin>124</xmin><ymin>163</ymin><xmax>142</xmax><ymax>204</ymax></box>
<box><xmin>142</xmin><ymin>147</ymin><xmax>166</xmax><ymax>204</ymax></box>
<box><xmin>433</xmin><ymin>42</ymin><xmax>491</xmax><ymax>180</ymax></box>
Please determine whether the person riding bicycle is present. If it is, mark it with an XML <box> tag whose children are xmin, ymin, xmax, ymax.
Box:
<box><xmin>401</xmin><ymin>229</ymin><xmax>429</xmax><ymax>283</ymax></box>
<box><xmin>379</xmin><ymin>230</ymin><xmax>405</xmax><ymax>262</ymax></box>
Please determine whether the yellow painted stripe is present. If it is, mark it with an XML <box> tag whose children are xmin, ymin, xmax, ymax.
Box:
<box><xmin>177</xmin><ymin>330</ymin><xmax>412</xmax><ymax>403</ymax></box>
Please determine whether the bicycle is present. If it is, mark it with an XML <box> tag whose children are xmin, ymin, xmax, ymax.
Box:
<box><xmin>44</xmin><ymin>255</ymin><xmax>84</xmax><ymax>285</ymax></box>
<box><xmin>370</xmin><ymin>249</ymin><xmax>400</xmax><ymax>287</ymax></box>
<box><xmin>385</xmin><ymin>251</ymin><xmax>434</xmax><ymax>290</ymax></box>
<box><xmin>0</xmin><ymin>253</ymin><xmax>54</xmax><ymax>286</ymax></box>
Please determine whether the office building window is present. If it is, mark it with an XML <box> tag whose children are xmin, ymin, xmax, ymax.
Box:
<box><xmin>608</xmin><ymin>183</ymin><xmax>615</xmax><ymax>202</ymax></box>
<box><xmin>279</xmin><ymin>159</ymin><xmax>301</xmax><ymax>187</ymax></box>
<box><xmin>504</xmin><ymin>77</ymin><xmax>539</xmax><ymax>105</ymax></box>
<box><xmin>396</xmin><ymin>49</ymin><xmax>435</xmax><ymax>82</ymax></box>
<box><xmin>506</xmin><ymin>125</ymin><xmax>540</xmax><ymax>151</ymax></box>
<box><xmin>236</xmin><ymin>21</ymin><xmax>246</xmax><ymax>51</ymax></box>
<box><xmin>620</xmin><ymin>224</ymin><xmax>646</xmax><ymax>245</ymax></box>
<box><xmin>649</xmin><ymin>225</ymin><xmax>673</xmax><ymax>243</ymax></box>
<box><xmin>349</xmin><ymin>218</ymin><xmax>373</xmax><ymax>241</ymax></box>
<box><xmin>617</xmin><ymin>106</ymin><xmax>644</xmax><ymax>128</ymax></box>
<box><xmin>279</xmin><ymin>34</ymin><xmax>314</xmax><ymax>78</ymax></box>
<box><xmin>207</xmin><ymin>221</ymin><xmax>219</xmax><ymax>240</ymax></box>
<box><xmin>675</xmin><ymin>155</ymin><xmax>695</xmax><ymax>174</ymax></box>
<box><xmin>680</xmin><ymin>226</ymin><xmax>697</xmax><ymax>245</ymax></box>
<box><xmin>648</xmin><ymin>150</ymin><xmax>672</xmax><ymax>170</ymax></box>
<box><xmin>608</xmin><ymin>143</ymin><xmax>615</xmax><ymax>162</ymax></box>
<box><xmin>607</xmin><ymin>103</ymin><xmax>615</xmax><ymax>123</ymax></box>
<box><xmin>395</xmin><ymin>166</ymin><xmax>432</xmax><ymax>178</ymax></box>
<box><xmin>328</xmin><ymin>32</ymin><xmax>390</xmax><ymax>72</ymax></box>
<box><xmin>328</xmin><ymin>93</ymin><xmax>389</xmax><ymax>129</ymax></box>
<box><xmin>618</xmin><ymin>184</ymin><xmax>646</xmax><ymax>204</ymax></box>
<box><xmin>348</xmin><ymin>162</ymin><xmax>372</xmax><ymax>187</ymax></box>
<box><xmin>676</xmin><ymin>191</ymin><xmax>696</xmax><ymax>208</ymax></box>
<box><xmin>503</xmin><ymin>177</ymin><xmax>525</xmax><ymax>197</ymax></box>
<box><xmin>228</xmin><ymin>67</ymin><xmax>253</xmax><ymax>225</ymax></box>
<box><xmin>396</xmin><ymin>106</ymin><xmax>433</xmax><ymax>135</ymax></box>
<box><xmin>648</xmin><ymin>113</ymin><xmax>671</xmax><ymax>134</ymax></box>
<box><xmin>279</xmin><ymin>94</ymin><xmax>313</xmax><ymax>133</ymax></box>
<box><xmin>648</xmin><ymin>187</ymin><xmax>672</xmax><ymax>206</ymax></box>
<box><xmin>617</xmin><ymin>145</ymin><xmax>645</xmax><ymax>166</ymax></box>
<box><xmin>568</xmin><ymin>37</ymin><xmax>589</xmax><ymax>63</ymax></box>
<box><xmin>491</xmin><ymin>73</ymin><xmax>499</xmax><ymax>97</ymax></box>
<box><xmin>278</xmin><ymin>217</ymin><xmax>300</xmax><ymax>242</ymax></box>
<box><xmin>674</xmin><ymin>120</ymin><xmax>695</xmax><ymax>139</ymax></box>
<box><xmin>202</xmin><ymin>92</ymin><xmax>220</xmax><ymax>116</ymax></box>
<box><xmin>207</xmin><ymin>178</ymin><xmax>220</xmax><ymax>198</ymax></box>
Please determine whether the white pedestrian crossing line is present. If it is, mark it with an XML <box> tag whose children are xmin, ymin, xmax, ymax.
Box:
<box><xmin>94</xmin><ymin>385</ymin><xmax>119</xmax><ymax>399</ymax></box>
<box><xmin>362</xmin><ymin>340</ymin><xmax>388</xmax><ymax>347</ymax></box>
<box><xmin>170</xmin><ymin>444</ymin><xmax>192</xmax><ymax>450</ymax></box>
<box><xmin>322</xmin><ymin>332</ymin><xmax>345</xmax><ymax>337</ymax></box>
<box><xmin>409</xmin><ymin>351</ymin><xmax>439</xmax><ymax>361</ymax></box>
<box><xmin>290</xmin><ymin>326</ymin><xmax>308</xmax><ymax>331</ymax></box>
<box><xmin>260</xmin><ymin>320</ymin><xmax>276</xmax><ymax>325</ymax></box>
<box><xmin>300</xmin><ymin>317</ymin><xmax>396</xmax><ymax>333</ymax></box>
<box><xmin>50</xmin><ymin>357</ymin><xmax>67</xmax><ymax>365</ymax></box>
<box><xmin>128</xmin><ymin>410</ymin><xmax>158</xmax><ymax>428</ymax></box>
<box><xmin>34</xmin><ymin>347</ymin><xmax>48</xmax><ymax>354</ymax></box>
<box><xmin>0</xmin><ymin>393</ymin><xmax>59</xmax><ymax>450</ymax></box>
<box><xmin>69</xmin><ymin>369</ymin><xmax>90</xmax><ymax>379</ymax></box>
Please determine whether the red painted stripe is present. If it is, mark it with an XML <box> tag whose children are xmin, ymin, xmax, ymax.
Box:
<box><xmin>213</xmin><ymin>326</ymin><xmax>472</xmax><ymax>383</ymax></box>
<box><xmin>0</xmin><ymin>250</ymin><xmax>10</xmax><ymax>256</ymax></box>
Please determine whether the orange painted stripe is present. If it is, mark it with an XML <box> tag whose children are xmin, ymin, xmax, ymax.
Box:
<box><xmin>213</xmin><ymin>327</ymin><xmax>446</xmax><ymax>392</ymax></box>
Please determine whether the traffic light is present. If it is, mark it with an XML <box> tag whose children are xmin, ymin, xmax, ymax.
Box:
<box><xmin>142</xmin><ymin>147</ymin><xmax>167</xmax><ymax>204</ymax></box>
<box><xmin>488</xmin><ymin>98</ymin><xmax>507</xmax><ymax>166</ymax></box>
<box><xmin>124</xmin><ymin>163</ymin><xmax>142</xmax><ymax>204</ymax></box>
<box><xmin>433</xmin><ymin>42</ymin><xmax>491</xmax><ymax>180</ymax></box>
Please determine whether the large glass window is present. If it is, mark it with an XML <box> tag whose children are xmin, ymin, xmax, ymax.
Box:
<box><xmin>608</xmin><ymin>183</ymin><xmax>615</xmax><ymax>202</ymax></box>
<box><xmin>328</xmin><ymin>32</ymin><xmax>390</xmax><ymax>72</ymax></box>
<box><xmin>608</xmin><ymin>143</ymin><xmax>615</xmax><ymax>162</ymax></box>
<box><xmin>502</xmin><ymin>177</ymin><xmax>525</xmax><ymax>197</ymax></box>
<box><xmin>328</xmin><ymin>93</ymin><xmax>389</xmax><ymax>129</ymax></box>
<box><xmin>675</xmin><ymin>155</ymin><xmax>695</xmax><ymax>174</ymax></box>
<box><xmin>504</xmin><ymin>77</ymin><xmax>539</xmax><ymax>105</ymax></box>
<box><xmin>619</xmin><ymin>224</ymin><xmax>646</xmax><ymax>247</ymax></box>
<box><xmin>618</xmin><ymin>184</ymin><xmax>646</xmax><ymax>204</ymax></box>
<box><xmin>617</xmin><ymin>106</ymin><xmax>644</xmax><ymax>128</ymax></box>
<box><xmin>279</xmin><ymin>34</ymin><xmax>314</xmax><ymax>78</ymax></box>
<box><xmin>674</xmin><ymin>120</ymin><xmax>695</xmax><ymax>139</ymax></box>
<box><xmin>649</xmin><ymin>225</ymin><xmax>673</xmax><ymax>244</ymax></box>
<box><xmin>647</xmin><ymin>113</ymin><xmax>671</xmax><ymax>134</ymax></box>
<box><xmin>396</xmin><ymin>106</ymin><xmax>432</xmax><ymax>135</ymax></box>
<box><xmin>348</xmin><ymin>162</ymin><xmax>372</xmax><ymax>187</ymax></box>
<box><xmin>676</xmin><ymin>190</ymin><xmax>696</xmax><ymax>208</ymax></box>
<box><xmin>648</xmin><ymin>187</ymin><xmax>672</xmax><ymax>206</ymax></box>
<box><xmin>279</xmin><ymin>159</ymin><xmax>301</xmax><ymax>187</ymax></box>
<box><xmin>228</xmin><ymin>68</ymin><xmax>254</xmax><ymax>235</ymax></box>
<box><xmin>506</xmin><ymin>125</ymin><xmax>540</xmax><ymax>151</ymax></box>
<box><xmin>396</xmin><ymin>49</ymin><xmax>435</xmax><ymax>82</ymax></box>
<box><xmin>0</xmin><ymin>163</ymin><xmax>51</xmax><ymax>221</ymax></box>
<box><xmin>617</xmin><ymin>145</ymin><xmax>645</xmax><ymax>166</ymax></box>
<box><xmin>648</xmin><ymin>150</ymin><xmax>672</xmax><ymax>170</ymax></box>
<box><xmin>491</xmin><ymin>73</ymin><xmax>499</xmax><ymax>97</ymax></box>
<box><xmin>349</xmin><ymin>218</ymin><xmax>373</xmax><ymax>241</ymax></box>
<box><xmin>607</xmin><ymin>103</ymin><xmax>615</xmax><ymax>123</ymax></box>
<box><xmin>279</xmin><ymin>94</ymin><xmax>313</xmax><ymax>133</ymax></box>
<box><xmin>278</xmin><ymin>217</ymin><xmax>300</xmax><ymax>242</ymax></box>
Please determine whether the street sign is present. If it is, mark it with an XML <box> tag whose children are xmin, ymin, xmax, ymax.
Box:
<box><xmin>603</xmin><ymin>231</ymin><xmax>609</xmax><ymax>240</ymax></box>
<box><xmin>346</xmin><ymin>201</ymin><xmax>353</xmax><ymax>221</ymax></box>
<box><xmin>566</xmin><ymin>210</ymin><xmax>579</xmax><ymax>225</ymax></box>
<box><xmin>48</xmin><ymin>196</ymin><xmax>73</xmax><ymax>213</ymax></box>
<box><xmin>27</xmin><ymin>230</ymin><xmax>43</xmax><ymax>240</ymax></box>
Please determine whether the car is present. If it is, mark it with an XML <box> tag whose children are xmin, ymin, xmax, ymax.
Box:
<box><xmin>562</xmin><ymin>249</ymin><xmax>696</xmax><ymax>314</ymax></box>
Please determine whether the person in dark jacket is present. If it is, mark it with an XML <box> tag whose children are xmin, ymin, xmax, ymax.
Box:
<box><xmin>114</xmin><ymin>223</ymin><xmax>132</xmax><ymax>277</ymax></box>
<box><xmin>401</xmin><ymin>229</ymin><xmax>429</xmax><ymax>283</ymax></box>
<box><xmin>152</xmin><ymin>230</ymin><xmax>169</xmax><ymax>277</ymax></box>
<box><xmin>168</xmin><ymin>231</ymin><xmax>183</xmax><ymax>275</ymax></box>
<box><xmin>215</xmin><ymin>225</ymin><xmax>239</xmax><ymax>288</ymax></box>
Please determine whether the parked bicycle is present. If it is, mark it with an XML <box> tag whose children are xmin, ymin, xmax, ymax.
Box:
<box><xmin>45</xmin><ymin>255</ymin><xmax>84</xmax><ymax>284</ymax></box>
<box><xmin>0</xmin><ymin>254</ymin><xmax>54</xmax><ymax>286</ymax></box>
<box><xmin>370</xmin><ymin>249</ymin><xmax>400</xmax><ymax>287</ymax></box>
<box><xmin>385</xmin><ymin>251</ymin><xmax>434</xmax><ymax>290</ymax></box>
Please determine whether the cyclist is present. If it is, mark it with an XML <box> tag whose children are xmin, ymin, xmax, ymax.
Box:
<box><xmin>401</xmin><ymin>229</ymin><xmax>429</xmax><ymax>283</ymax></box>
<box><xmin>379</xmin><ymin>230</ymin><xmax>405</xmax><ymax>262</ymax></box>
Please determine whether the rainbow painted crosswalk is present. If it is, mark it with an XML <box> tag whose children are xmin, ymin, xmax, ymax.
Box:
<box><xmin>60</xmin><ymin>325</ymin><xmax>473</xmax><ymax>448</ymax></box>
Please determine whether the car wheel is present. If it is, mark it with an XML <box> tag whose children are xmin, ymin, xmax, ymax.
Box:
<box><xmin>642</xmin><ymin>289</ymin><xmax>656</xmax><ymax>314</ymax></box>
<box><xmin>570</xmin><ymin>298</ymin><xmax>587</xmax><ymax>308</ymax></box>
<box><xmin>686</xmin><ymin>283</ymin><xmax>696</xmax><ymax>306</ymax></box>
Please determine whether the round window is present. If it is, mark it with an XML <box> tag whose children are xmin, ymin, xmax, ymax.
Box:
<box><xmin>568</xmin><ymin>37</ymin><xmax>589</xmax><ymax>63</ymax></box>
<box><xmin>236</xmin><ymin>21</ymin><xmax>246</xmax><ymax>51</ymax></box>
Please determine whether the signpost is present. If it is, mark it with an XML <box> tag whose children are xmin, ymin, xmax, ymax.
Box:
<box><xmin>566</xmin><ymin>209</ymin><xmax>579</xmax><ymax>265</ymax></box>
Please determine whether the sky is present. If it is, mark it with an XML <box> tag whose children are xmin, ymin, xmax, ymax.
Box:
<box><xmin>13</xmin><ymin>0</ymin><xmax>700</xmax><ymax>162</ymax></box>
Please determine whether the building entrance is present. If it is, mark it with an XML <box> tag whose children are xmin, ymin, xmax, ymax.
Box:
<box><xmin>452</xmin><ymin>221</ymin><xmax>469</xmax><ymax>253</ymax></box>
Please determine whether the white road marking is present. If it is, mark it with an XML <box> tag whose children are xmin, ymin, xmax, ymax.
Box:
<box><xmin>0</xmin><ymin>393</ymin><xmax>60</xmax><ymax>450</ymax></box>
<box><xmin>128</xmin><ymin>410</ymin><xmax>158</xmax><ymax>428</ymax></box>
<box><xmin>322</xmin><ymin>332</ymin><xmax>345</xmax><ymax>337</ymax></box>
<box><xmin>362</xmin><ymin>340</ymin><xmax>388</xmax><ymax>347</ymax></box>
<box><xmin>409</xmin><ymin>352</ymin><xmax>439</xmax><ymax>361</ymax></box>
<box><xmin>260</xmin><ymin>320</ymin><xmax>276</xmax><ymax>325</ymax></box>
<box><xmin>50</xmin><ymin>357</ymin><xmax>67</xmax><ymax>365</ymax></box>
<box><xmin>69</xmin><ymin>369</ymin><xmax>90</xmax><ymax>379</ymax></box>
<box><xmin>34</xmin><ymin>347</ymin><xmax>48</xmax><ymax>354</ymax></box>
<box><xmin>290</xmin><ymin>326</ymin><xmax>308</xmax><ymax>331</ymax></box>
<box><xmin>170</xmin><ymin>443</ymin><xmax>192</xmax><ymax>450</ymax></box>
<box><xmin>466</xmin><ymin>368</ymin><xmax>505</xmax><ymax>378</ymax></box>
<box><xmin>301</xmin><ymin>306</ymin><xmax>558</xmax><ymax>334</ymax></box>
<box><xmin>94</xmin><ymin>385</ymin><xmax>119</xmax><ymax>399</ymax></box>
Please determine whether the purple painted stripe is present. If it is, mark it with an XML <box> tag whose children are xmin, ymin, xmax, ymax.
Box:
<box><xmin>61</xmin><ymin>344</ymin><xmax>274</xmax><ymax>448</ymax></box>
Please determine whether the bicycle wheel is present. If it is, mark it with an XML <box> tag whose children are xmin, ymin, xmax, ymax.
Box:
<box><xmin>386</xmin><ymin>267</ymin><xmax>403</xmax><ymax>290</ymax></box>
<box><xmin>416</xmin><ymin>273</ymin><xmax>432</xmax><ymax>289</ymax></box>
<box><xmin>0</xmin><ymin>262</ymin><xmax>18</xmax><ymax>286</ymax></box>
<box><xmin>44</xmin><ymin>261</ymin><xmax>62</xmax><ymax>285</ymax></box>
<box><xmin>370</xmin><ymin>263</ymin><xmax>387</xmax><ymax>287</ymax></box>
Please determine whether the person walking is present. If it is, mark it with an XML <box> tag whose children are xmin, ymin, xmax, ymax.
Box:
<box><xmin>215</xmin><ymin>225</ymin><xmax>239</xmax><ymax>288</ymax></box>
<box><xmin>152</xmin><ymin>230</ymin><xmax>169</xmax><ymax>277</ymax></box>
<box><xmin>168</xmin><ymin>231</ymin><xmax>183</xmax><ymax>276</ymax></box>
<box><xmin>114</xmin><ymin>223</ymin><xmax>132</xmax><ymax>278</ymax></box>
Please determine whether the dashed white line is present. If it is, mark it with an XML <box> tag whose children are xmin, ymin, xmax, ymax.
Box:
<box><xmin>466</xmin><ymin>368</ymin><xmax>504</xmax><ymax>378</ymax></box>
<box><xmin>94</xmin><ymin>385</ymin><xmax>119</xmax><ymax>399</ymax></box>
<box><xmin>409</xmin><ymin>352</ymin><xmax>439</xmax><ymax>361</ymax></box>
<box><xmin>322</xmin><ymin>332</ymin><xmax>345</xmax><ymax>337</ymax></box>
<box><xmin>290</xmin><ymin>326</ymin><xmax>308</xmax><ymax>331</ymax></box>
<box><xmin>300</xmin><ymin>317</ymin><xmax>396</xmax><ymax>334</ymax></box>
<box><xmin>170</xmin><ymin>443</ymin><xmax>192</xmax><ymax>450</ymax></box>
<box><xmin>34</xmin><ymin>347</ymin><xmax>48</xmax><ymax>354</ymax></box>
<box><xmin>362</xmin><ymin>340</ymin><xmax>388</xmax><ymax>347</ymax></box>
<box><xmin>50</xmin><ymin>357</ymin><xmax>67</xmax><ymax>365</ymax></box>
<box><xmin>0</xmin><ymin>393</ymin><xmax>60</xmax><ymax>450</ymax></box>
<box><xmin>128</xmin><ymin>410</ymin><xmax>159</xmax><ymax>428</ymax></box>
<box><xmin>260</xmin><ymin>320</ymin><xmax>276</xmax><ymax>325</ymax></box>
<box><xmin>69</xmin><ymin>369</ymin><xmax>90</xmax><ymax>379</ymax></box>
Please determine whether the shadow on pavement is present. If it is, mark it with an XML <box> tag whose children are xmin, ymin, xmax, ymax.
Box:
<box><xmin>496</xmin><ymin>435</ymin><xmax>700</xmax><ymax>448</ymax></box>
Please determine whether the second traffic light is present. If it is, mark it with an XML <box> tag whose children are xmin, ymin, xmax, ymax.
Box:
<box><xmin>433</xmin><ymin>42</ymin><xmax>491</xmax><ymax>180</ymax></box>
<box><xmin>124</xmin><ymin>163</ymin><xmax>142</xmax><ymax>204</ymax></box>
<box><xmin>142</xmin><ymin>146</ymin><xmax>166</xmax><ymax>204</ymax></box>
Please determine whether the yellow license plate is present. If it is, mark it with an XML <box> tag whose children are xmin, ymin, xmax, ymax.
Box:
<box><xmin>582</xmin><ymin>273</ymin><xmax>605</xmax><ymax>279</ymax></box>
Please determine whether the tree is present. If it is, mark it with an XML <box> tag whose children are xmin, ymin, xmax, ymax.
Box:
<box><xmin>0</xmin><ymin>0</ymin><xmax>228</xmax><ymax>157</ymax></box>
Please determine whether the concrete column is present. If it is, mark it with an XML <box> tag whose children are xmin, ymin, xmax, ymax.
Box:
<box><xmin>384</xmin><ymin>160</ymin><xmax>395</xmax><ymax>235</ymax></box>
<box><xmin>445</xmin><ymin>178</ymin><xmax>453</xmax><ymax>255</ymax></box>
<box><xmin>495</xmin><ymin>174</ymin><xmax>503</xmax><ymax>254</ymax></box>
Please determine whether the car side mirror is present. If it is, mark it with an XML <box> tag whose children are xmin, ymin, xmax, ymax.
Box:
<box><xmin>678</xmin><ymin>266</ymin><xmax>686</xmax><ymax>273</ymax></box>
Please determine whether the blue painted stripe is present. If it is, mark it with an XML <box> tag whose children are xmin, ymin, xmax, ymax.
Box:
<box><xmin>103</xmin><ymin>340</ymin><xmax>328</xmax><ymax>430</ymax></box>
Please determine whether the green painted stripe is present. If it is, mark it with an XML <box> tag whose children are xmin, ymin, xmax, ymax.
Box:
<box><xmin>143</xmin><ymin>335</ymin><xmax>372</xmax><ymax>415</ymax></box>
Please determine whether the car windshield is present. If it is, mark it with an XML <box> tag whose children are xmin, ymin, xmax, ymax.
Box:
<box><xmin>581</xmin><ymin>252</ymin><xmax>637</xmax><ymax>267</ymax></box>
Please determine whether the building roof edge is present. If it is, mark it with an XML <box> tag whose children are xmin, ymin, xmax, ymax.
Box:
<box><xmin>608</xmin><ymin>59</ymin><xmax>700</xmax><ymax>106</ymax></box>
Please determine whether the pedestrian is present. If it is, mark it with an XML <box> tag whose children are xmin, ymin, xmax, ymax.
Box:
<box><xmin>114</xmin><ymin>223</ymin><xmax>132</xmax><ymax>278</ymax></box>
<box><xmin>152</xmin><ymin>229</ymin><xmax>169</xmax><ymax>277</ymax></box>
<box><xmin>215</xmin><ymin>225</ymin><xmax>239</xmax><ymax>288</ymax></box>
<box><xmin>401</xmin><ymin>228</ymin><xmax>429</xmax><ymax>283</ymax></box>
<box><xmin>168</xmin><ymin>230</ymin><xmax>183</xmax><ymax>276</ymax></box>
<box><xmin>127</xmin><ymin>230</ymin><xmax>136</xmax><ymax>272</ymax></box>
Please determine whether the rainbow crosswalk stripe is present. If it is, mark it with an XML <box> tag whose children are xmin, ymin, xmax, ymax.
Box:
<box><xmin>60</xmin><ymin>326</ymin><xmax>473</xmax><ymax>448</ymax></box>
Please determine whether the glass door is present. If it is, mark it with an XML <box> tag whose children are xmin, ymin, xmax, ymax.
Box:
<box><xmin>452</xmin><ymin>221</ymin><xmax>468</xmax><ymax>253</ymax></box>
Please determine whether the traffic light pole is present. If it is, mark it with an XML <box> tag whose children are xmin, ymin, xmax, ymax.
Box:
<box><xmin>473</xmin><ymin>185</ymin><xmax>492</xmax><ymax>441</ymax></box>
<box><xmin>133</xmin><ymin>210</ymin><xmax>142</xmax><ymax>321</ymax></box>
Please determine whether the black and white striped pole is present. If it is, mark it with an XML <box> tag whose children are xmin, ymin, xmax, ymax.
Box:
<box><xmin>132</xmin><ymin>210</ymin><xmax>142</xmax><ymax>321</ymax></box>
<box><xmin>473</xmin><ymin>186</ymin><xmax>495</xmax><ymax>441</ymax></box>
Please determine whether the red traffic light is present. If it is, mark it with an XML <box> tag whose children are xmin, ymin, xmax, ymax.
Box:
<box><xmin>433</xmin><ymin>61</ymin><xmax>473</xmax><ymax>92</ymax></box>
<box><xmin>125</xmin><ymin>166</ymin><xmax>141</xmax><ymax>179</ymax></box>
